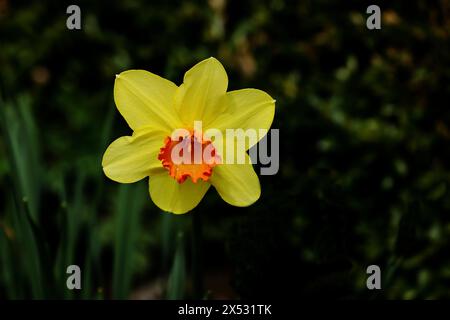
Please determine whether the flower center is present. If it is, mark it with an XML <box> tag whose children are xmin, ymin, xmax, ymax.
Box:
<box><xmin>158</xmin><ymin>131</ymin><xmax>220</xmax><ymax>184</ymax></box>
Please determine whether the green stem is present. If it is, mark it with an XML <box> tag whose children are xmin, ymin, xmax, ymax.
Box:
<box><xmin>191</xmin><ymin>211</ymin><xmax>204</xmax><ymax>299</ymax></box>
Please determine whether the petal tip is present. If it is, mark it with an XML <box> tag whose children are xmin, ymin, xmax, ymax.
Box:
<box><xmin>205</xmin><ymin>56</ymin><xmax>221</xmax><ymax>65</ymax></box>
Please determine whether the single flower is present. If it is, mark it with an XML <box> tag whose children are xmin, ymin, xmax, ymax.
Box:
<box><xmin>102</xmin><ymin>57</ymin><xmax>275</xmax><ymax>214</ymax></box>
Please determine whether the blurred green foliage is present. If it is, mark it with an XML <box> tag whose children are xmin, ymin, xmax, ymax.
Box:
<box><xmin>1</xmin><ymin>0</ymin><xmax>450</xmax><ymax>299</ymax></box>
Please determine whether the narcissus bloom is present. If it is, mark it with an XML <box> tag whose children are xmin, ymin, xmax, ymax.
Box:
<box><xmin>102</xmin><ymin>57</ymin><xmax>275</xmax><ymax>214</ymax></box>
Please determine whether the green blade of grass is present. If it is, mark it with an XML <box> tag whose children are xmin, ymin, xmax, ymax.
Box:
<box><xmin>1</xmin><ymin>96</ymin><xmax>41</xmax><ymax>222</ymax></box>
<box><xmin>9</xmin><ymin>196</ymin><xmax>45</xmax><ymax>298</ymax></box>
<box><xmin>0</xmin><ymin>224</ymin><xmax>22</xmax><ymax>299</ymax></box>
<box><xmin>0</xmin><ymin>97</ymin><xmax>45</xmax><ymax>298</ymax></box>
<box><xmin>66</xmin><ymin>171</ymin><xmax>85</xmax><ymax>267</ymax></box>
<box><xmin>82</xmin><ymin>206</ymin><xmax>103</xmax><ymax>300</ymax></box>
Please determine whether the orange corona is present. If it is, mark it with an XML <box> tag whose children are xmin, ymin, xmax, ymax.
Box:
<box><xmin>158</xmin><ymin>132</ymin><xmax>221</xmax><ymax>184</ymax></box>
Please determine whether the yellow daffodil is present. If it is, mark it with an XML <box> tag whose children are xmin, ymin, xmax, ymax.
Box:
<box><xmin>102</xmin><ymin>57</ymin><xmax>275</xmax><ymax>214</ymax></box>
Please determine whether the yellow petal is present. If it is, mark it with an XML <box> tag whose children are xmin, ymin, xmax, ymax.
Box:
<box><xmin>176</xmin><ymin>57</ymin><xmax>228</xmax><ymax>127</ymax></box>
<box><xmin>210</xmin><ymin>154</ymin><xmax>261</xmax><ymax>207</ymax></box>
<box><xmin>102</xmin><ymin>127</ymin><xmax>167</xmax><ymax>183</ymax></box>
<box><xmin>114</xmin><ymin>70</ymin><xmax>182</xmax><ymax>132</ymax></box>
<box><xmin>149</xmin><ymin>174</ymin><xmax>210</xmax><ymax>214</ymax></box>
<box><xmin>207</xmin><ymin>89</ymin><xmax>276</xmax><ymax>149</ymax></box>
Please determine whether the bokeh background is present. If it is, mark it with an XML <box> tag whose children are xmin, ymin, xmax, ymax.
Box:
<box><xmin>1</xmin><ymin>0</ymin><xmax>450</xmax><ymax>299</ymax></box>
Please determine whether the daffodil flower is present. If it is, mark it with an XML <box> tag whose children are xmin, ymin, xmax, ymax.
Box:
<box><xmin>102</xmin><ymin>57</ymin><xmax>275</xmax><ymax>214</ymax></box>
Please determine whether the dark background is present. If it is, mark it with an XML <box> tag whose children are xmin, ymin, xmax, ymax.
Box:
<box><xmin>1</xmin><ymin>0</ymin><xmax>450</xmax><ymax>299</ymax></box>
